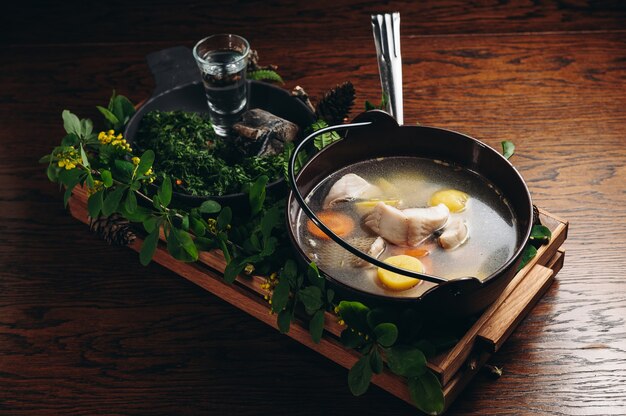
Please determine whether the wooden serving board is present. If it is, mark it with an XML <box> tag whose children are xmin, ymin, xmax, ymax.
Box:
<box><xmin>68</xmin><ymin>185</ymin><xmax>568</xmax><ymax>413</ymax></box>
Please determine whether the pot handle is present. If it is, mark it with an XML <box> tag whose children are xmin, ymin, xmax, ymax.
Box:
<box><xmin>146</xmin><ymin>46</ymin><xmax>202</xmax><ymax>96</ymax></box>
<box><xmin>288</xmin><ymin>119</ymin><xmax>475</xmax><ymax>285</ymax></box>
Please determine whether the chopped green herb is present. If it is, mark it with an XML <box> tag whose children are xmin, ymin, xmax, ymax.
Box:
<box><xmin>134</xmin><ymin>110</ymin><xmax>287</xmax><ymax>196</ymax></box>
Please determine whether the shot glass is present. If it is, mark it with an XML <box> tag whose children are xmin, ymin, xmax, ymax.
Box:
<box><xmin>193</xmin><ymin>34</ymin><xmax>250</xmax><ymax>137</ymax></box>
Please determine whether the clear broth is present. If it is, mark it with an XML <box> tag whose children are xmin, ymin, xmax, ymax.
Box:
<box><xmin>294</xmin><ymin>157</ymin><xmax>520</xmax><ymax>298</ymax></box>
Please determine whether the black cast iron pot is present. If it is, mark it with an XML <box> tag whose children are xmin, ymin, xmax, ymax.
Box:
<box><xmin>286</xmin><ymin>110</ymin><xmax>533</xmax><ymax>318</ymax></box>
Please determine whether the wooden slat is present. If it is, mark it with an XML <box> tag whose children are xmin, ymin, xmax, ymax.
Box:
<box><xmin>478</xmin><ymin>251</ymin><xmax>564</xmax><ymax>352</ymax></box>
<box><xmin>431</xmin><ymin>211</ymin><xmax>568</xmax><ymax>385</ymax></box>
<box><xmin>478</xmin><ymin>266</ymin><xmax>554</xmax><ymax>352</ymax></box>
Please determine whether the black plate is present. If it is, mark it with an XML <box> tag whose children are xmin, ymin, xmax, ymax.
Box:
<box><xmin>124</xmin><ymin>46</ymin><xmax>315</xmax><ymax>208</ymax></box>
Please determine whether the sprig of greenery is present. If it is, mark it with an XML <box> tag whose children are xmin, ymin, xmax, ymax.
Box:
<box><xmin>364</xmin><ymin>93</ymin><xmax>389</xmax><ymax>111</ymax></box>
<box><xmin>311</xmin><ymin>119</ymin><xmax>341</xmax><ymax>150</ymax></box>
<box><xmin>337</xmin><ymin>301</ymin><xmax>445</xmax><ymax>414</ymax></box>
<box><xmin>247</xmin><ymin>69</ymin><xmax>284</xmax><ymax>84</ymax></box>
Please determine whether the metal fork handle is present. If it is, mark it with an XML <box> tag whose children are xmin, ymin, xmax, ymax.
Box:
<box><xmin>371</xmin><ymin>12</ymin><xmax>404</xmax><ymax>125</ymax></box>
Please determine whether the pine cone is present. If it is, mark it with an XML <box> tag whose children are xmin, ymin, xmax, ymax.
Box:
<box><xmin>89</xmin><ymin>214</ymin><xmax>136</xmax><ymax>246</ymax></box>
<box><xmin>315</xmin><ymin>81</ymin><xmax>356</xmax><ymax>125</ymax></box>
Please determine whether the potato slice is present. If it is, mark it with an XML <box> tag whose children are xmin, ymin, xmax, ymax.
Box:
<box><xmin>429</xmin><ymin>189</ymin><xmax>469</xmax><ymax>213</ymax></box>
<box><xmin>377</xmin><ymin>255</ymin><xmax>424</xmax><ymax>291</ymax></box>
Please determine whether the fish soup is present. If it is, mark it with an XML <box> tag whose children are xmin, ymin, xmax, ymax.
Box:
<box><xmin>294</xmin><ymin>156</ymin><xmax>520</xmax><ymax>298</ymax></box>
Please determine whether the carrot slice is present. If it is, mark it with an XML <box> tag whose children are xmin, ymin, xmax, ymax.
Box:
<box><xmin>402</xmin><ymin>248</ymin><xmax>430</xmax><ymax>258</ymax></box>
<box><xmin>307</xmin><ymin>211</ymin><xmax>355</xmax><ymax>240</ymax></box>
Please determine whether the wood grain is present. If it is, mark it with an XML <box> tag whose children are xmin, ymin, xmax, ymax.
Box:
<box><xmin>2</xmin><ymin>2</ymin><xmax>626</xmax><ymax>415</ymax></box>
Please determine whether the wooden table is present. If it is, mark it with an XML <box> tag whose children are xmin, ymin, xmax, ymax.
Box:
<box><xmin>2</xmin><ymin>2</ymin><xmax>625</xmax><ymax>414</ymax></box>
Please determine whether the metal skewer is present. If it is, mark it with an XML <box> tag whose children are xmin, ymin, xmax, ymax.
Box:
<box><xmin>371</xmin><ymin>12</ymin><xmax>404</xmax><ymax>125</ymax></box>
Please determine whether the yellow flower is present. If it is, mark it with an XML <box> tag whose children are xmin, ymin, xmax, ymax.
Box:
<box><xmin>87</xmin><ymin>180</ymin><xmax>104</xmax><ymax>196</ymax></box>
<box><xmin>132</xmin><ymin>156</ymin><xmax>140</xmax><ymax>165</ymax></box>
<box><xmin>98</xmin><ymin>130</ymin><xmax>132</xmax><ymax>152</ymax></box>
<box><xmin>56</xmin><ymin>149</ymin><xmax>80</xmax><ymax>170</ymax></box>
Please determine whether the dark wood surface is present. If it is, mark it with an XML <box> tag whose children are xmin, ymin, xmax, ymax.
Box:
<box><xmin>2</xmin><ymin>1</ymin><xmax>625</xmax><ymax>414</ymax></box>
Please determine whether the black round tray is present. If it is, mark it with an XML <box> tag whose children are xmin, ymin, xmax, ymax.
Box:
<box><xmin>124</xmin><ymin>46</ymin><xmax>315</xmax><ymax>209</ymax></box>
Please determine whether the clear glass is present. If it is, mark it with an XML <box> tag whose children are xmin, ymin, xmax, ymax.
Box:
<box><xmin>193</xmin><ymin>34</ymin><xmax>250</xmax><ymax>137</ymax></box>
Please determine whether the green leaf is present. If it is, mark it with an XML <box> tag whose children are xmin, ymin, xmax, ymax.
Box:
<box><xmin>46</xmin><ymin>164</ymin><xmax>59</xmax><ymax>182</ymax></box>
<box><xmin>364</xmin><ymin>100</ymin><xmax>376</xmax><ymax>111</ymax></box>
<box><xmin>373</xmin><ymin>323</ymin><xmax>398</xmax><ymax>347</ymax></box>
<box><xmin>247</xmin><ymin>69</ymin><xmax>284</xmax><ymax>84</ymax></box>
<box><xmin>367</xmin><ymin>308</ymin><xmax>398</xmax><ymax>330</ymax></box>
<box><xmin>271</xmin><ymin>278</ymin><xmax>290</xmax><ymax>312</ymax></box>
<box><xmin>63</xmin><ymin>185</ymin><xmax>74</xmax><ymax>207</ymax></box>
<box><xmin>249</xmin><ymin>175</ymin><xmax>269</xmax><ymax>216</ymax></box>
<box><xmin>277</xmin><ymin>308</ymin><xmax>292</xmax><ymax>333</ymax></box>
<box><xmin>370</xmin><ymin>348</ymin><xmax>383</xmax><ymax>374</ymax></box>
<box><xmin>306</xmin><ymin>262</ymin><xmax>324</xmax><ymax>290</ymax></box>
<box><xmin>337</xmin><ymin>301</ymin><xmax>371</xmax><ymax>333</ymax></box>
<box><xmin>140</xmin><ymin>228</ymin><xmax>160</xmax><ymax>266</ymax></box>
<box><xmin>530</xmin><ymin>224</ymin><xmax>552</xmax><ymax>244</ymax></box>
<box><xmin>311</xmin><ymin>119</ymin><xmax>341</xmax><ymax>150</ymax></box>
<box><xmin>166</xmin><ymin>227</ymin><xmax>198</xmax><ymax>262</ymax></box>
<box><xmin>224</xmin><ymin>259</ymin><xmax>245</xmax><ymax>283</ymax></box>
<box><xmin>194</xmin><ymin>236</ymin><xmax>216</xmax><ymax>251</ymax></box>
<box><xmin>79</xmin><ymin>144</ymin><xmax>90</xmax><ymax>168</ymax></box>
<box><xmin>87</xmin><ymin>190</ymin><xmax>104</xmax><ymax>218</ymax></box>
<box><xmin>501</xmin><ymin>140</ymin><xmax>515</xmax><ymax>160</ymax></box>
<box><xmin>180</xmin><ymin>215</ymin><xmax>189</xmax><ymax>231</ymax></box>
<box><xmin>517</xmin><ymin>243</ymin><xmax>538</xmax><ymax>271</ymax></box>
<box><xmin>85</xmin><ymin>172</ymin><xmax>95</xmax><ymax>188</ymax></box>
<box><xmin>100</xmin><ymin>170</ymin><xmax>113</xmax><ymax>187</ymax></box>
<box><xmin>112</xmin><ymin>95</ymin><xmax>136</xmax><ymax>126</ymax></box>
<box><xmin>283</xmin><ymin>141</ymin><xmax>308</xmax><ymax>180</ymax></box>
<box><xmin>58</xmin><ymin>167</ymin><xmax>82</xmax><ymax>188</ymax></box>
<box><xmin>102</xmin><ymin>186</ymin><xmax>127</xmax><ymax>216</ymax></box>
<box><xmin>216</xmin><ymin>206</ymin><xmax>232</xmax><ymax>231</ymax></box>
<box><xmin>281</xmin><ymin>259</ymin><xmax>298</xmax><ymax>285</ymax></box>
<box><xmin>62</xmin><ymin>110</ymin><xmax>82</xmax><ymax>136</ymax></box>
<box><xmin>158</xmin><ymin>176</ymin><xmax>172</xmax><ymax>207</ymax></box>
<box><xmin>97</xmin><ymin>106</ymin><xmax>120</xmax><ymax>127</ymax></box>
<box><xmin>340</xmin><ymin>328</ymin><xmax>367</xmax><ymax>349</ymax></box>
<box><xmin>61</xmin><ymin>133</ymin><xmax>79</xmax><ymax>147</ymax></box>
<box><xmin>260</xmin><ymin>204</ymin><xmax>280</xmax><ymax>243</ymax></box>
<box><xmin>116</xmin><ymin>203</ymin><xmax>150</xmax><ymax>222</ymax></box>
<box><xmin>309</xmin><ymin>309</ymin><xmax>325</xmax><ymax>344</ymax></box>
<box><xmin>386</xmin><ymin>346</ymin><xmax>427</xmax><ymax>377</ymax></box>
<box><xmin>190</xmin><ymin>217</ymin><xmax>206</xmax><ymax>236</ymax></box>
<box><xmin>348</xmin><ymin>355</ymin><xmax>372</xmax><ymax>396</ymax></box>
<box><xmin>81</xmin><ymin>118</ymin><xmax>93</xmax><ymax>140</ymax></box>
<box><xmin>408</xmin><ymin>372</ymin><xmax>445</xmax><ymax>415</ymax></box>
<box><xmin>143</xmin><ymin>216</ymin><xmax>159</xmax><ymax>233</ymax></box>
<box><xmin>137</xmin><ymin>150</ymin><xmax>155</xmax><ymax>176</ymax></box>
<box><xmin>125</xmin><ymin>190</ymin><xmax>137</xmax><ymax>213</ymax></box>
<box><xmin>199</xmin><ymin>200</ymin><xmax>221</xmax><ymax>214</ymax></box>
<box><xmin>298</xmin><ymin>286</ymin><xmax>323</xmax><ymax>315</ymax></box>
<box><xmin>326</xmin><ymin>288</ymin><xmax>335</xmax><ymax>304</ymax></box>
<box><xmin>113</xmin><ymin>159</ymin><xmax>135</xmax><ymax>183</ymax></box>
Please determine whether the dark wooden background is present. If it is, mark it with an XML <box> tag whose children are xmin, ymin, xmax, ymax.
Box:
<box><xmin>2</xmin><ymin>1</ymin><xmax>626</xmax><ymax>414</ymax></box>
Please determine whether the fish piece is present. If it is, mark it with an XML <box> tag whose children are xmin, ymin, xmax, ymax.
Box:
<box><xmin>364</xmin><ymin>202</ymin><xmax>450</xmax><ymax>247</ymax></box>
<box><xmin>354</xmin><ymin>236</ymin><xmax>387</xmax><ymax>268</ymax></box>
<box><xmin>314</xmin><ymin>236</ymin><xmax>377</xmax><ymax>268</ymax></box>
<box><xmin>404</xmin><ymin>204</ymin><xmax>450</xmax><ymax>246</ymax></box>
<box><xmin>438</xmin><ymin>217</ymin><xmax>469</xmax><ymax>250</ymax></box>
<box><xmin>323</xmin><ymin>173</ymin><xmax>381</xmax><ymax>209</ymax></box>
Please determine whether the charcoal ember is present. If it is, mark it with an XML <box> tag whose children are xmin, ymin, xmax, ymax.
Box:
<box><xmin>232</xmin><ymin>109</ymin><xmax>299</xmax><ymax>156</ymax></box>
